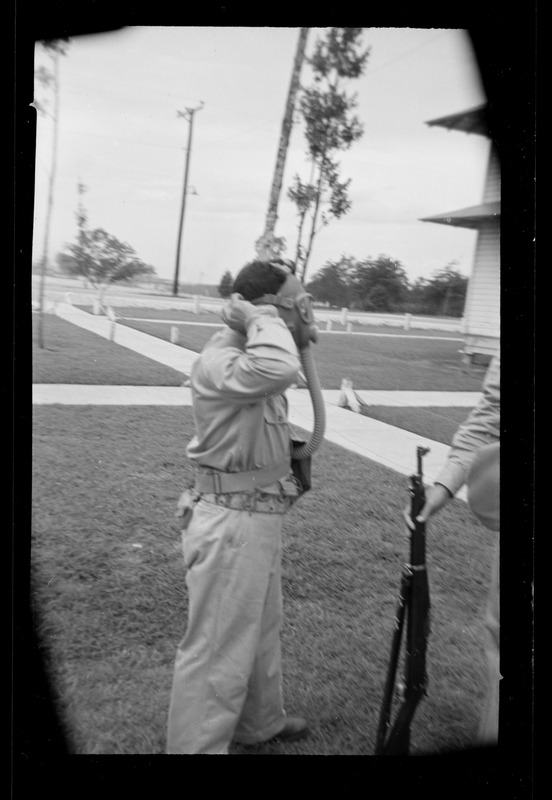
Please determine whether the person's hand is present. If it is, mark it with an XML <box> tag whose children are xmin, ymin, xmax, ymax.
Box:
<box><xmin>403</xmin><ymin>483</ymin><xmax>452</xmax><ymax>531</ymax></box>
<box><xmin>175</xmin><ymin>490</ymin><xmax>192</xmax><ymax>518</ymax></box>
<box><xmin>221</xmin><ymin>293</ymin><xmax>278</xmax><ymax>334</ymax></box>
<box><xmin>175</xmin><ymin>489</ymin><xmax>200</xmax><ymax>530</ymax></box>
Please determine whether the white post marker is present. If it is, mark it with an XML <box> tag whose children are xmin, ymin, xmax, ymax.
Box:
<box><xmin>341</xmin><ymin>307</ymin><xmax>348</xmax><ymax>326</ymax></box>
<box><xmin>170</xmin><ymin>325</ymin><xmax>179</xmax><ymax>344</ymax></box>
<box><xmin>193</xmin><ymin>295</ymin><xmax>201</xmax><ymax>314</ymax></box>
<box><xmin>106</xmin><ymin>306</ymin><xmax>116</xmax><ymax>341</ymax></box>
<box><xmin>326</xmin><ymin>319</ymin><xmax>333</xmax><ymax>332</ymax></box>
<box><xmin>337</xmin><ymin>378</ymin><xmax>362</xmax><ymax>413</ymax></box>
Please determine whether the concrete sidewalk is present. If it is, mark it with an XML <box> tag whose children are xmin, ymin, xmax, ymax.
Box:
<box><xmin>41</xmin><ymin>303</ymin><xmax>473</xmax><ymax>498</ymax></box>
<box><xmin>56</xmin><ymin>302</ymin><xmax>199</xmax><ymax>375</ymax></box>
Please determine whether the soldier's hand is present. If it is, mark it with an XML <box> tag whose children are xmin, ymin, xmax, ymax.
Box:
<box><xmin>175</xmin><ymin>489</ymin><xmax>192</xmax><ymax>517</ymax></box>
<box><xmin>221</xmin><ymin>293</ymin><xmax>278</xmax><ymax>334</ymax></box>
<box><xmin>403</xmin><ymin>483</ymin><xmax>452</xmax><ymax>531</ymax></box>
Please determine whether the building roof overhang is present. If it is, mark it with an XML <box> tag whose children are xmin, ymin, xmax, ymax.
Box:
<box><xmin>425</xmin><ymin>104</ymin><xmax>488</xmax><ymax>136</ymax></box>
<box><xmin>420</xmin><ymin>201</ymin><xmax>501</xmax><ymax>229</ymax></box>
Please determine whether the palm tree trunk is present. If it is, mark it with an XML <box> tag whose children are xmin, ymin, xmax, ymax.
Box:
<box><xmin>256</xmin><ymin>27</ymin><xmax>309</xmax><ymax>260</ymax></box>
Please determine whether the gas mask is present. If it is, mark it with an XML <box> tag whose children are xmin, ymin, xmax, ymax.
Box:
<box><xmin>252</xmin><ymin>265</ymin><xmax>318</xmax><ymax>350</ymax></box>
<box><xmin>253</xmin><ymin>261</ymin><xmax>325</xmax><ymax>462</ymax></box>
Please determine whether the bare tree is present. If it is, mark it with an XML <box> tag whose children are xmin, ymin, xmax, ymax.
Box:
<box><xmin>288</xmin><ymin>28</ymin><xmax>369</xmax><ymax>281</ymax></box>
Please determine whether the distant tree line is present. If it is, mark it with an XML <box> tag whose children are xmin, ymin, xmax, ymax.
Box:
<box><xmin>218</xmin><ymin>270</ymin><xmax>234</xmax><ymax>298</ymax></box>
<box><xmin>217</xmin><ymin>256</ymin><xmax>467</xmax><ymax>317</ymax></box>
<box><xmin>305</xmin><ymin>255</ymin><xmax>468</xmax><ymax>317</ymax></box>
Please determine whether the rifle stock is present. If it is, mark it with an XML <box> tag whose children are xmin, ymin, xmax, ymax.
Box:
<box><xmin>374</xmin><ymin>446</ymin><xmax>431</xmax><ymax>756</ymax></box>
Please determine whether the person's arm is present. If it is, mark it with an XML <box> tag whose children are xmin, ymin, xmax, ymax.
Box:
<box><xmin>406</xmin><ymin>354</ymin><xmax>500</xmax><ymax>527</ymax></box>
<box><xmin>434</xmin><ymin>354</ymin><xmax>500</xmax><ymax>497</ymax></box>
<box><xmin>199</xmin><ymin>293</ymin><xmax>300</xmax><ymax>402</ymax></box>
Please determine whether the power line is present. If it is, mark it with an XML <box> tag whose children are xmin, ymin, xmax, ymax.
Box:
<box><xmin>364</xmin><ymin>30</ymin><xmax>450</xmax><ymax>75</ymax></box>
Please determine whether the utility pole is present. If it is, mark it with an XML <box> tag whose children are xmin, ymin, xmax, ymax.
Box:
<box><xmin>255</xmin><ymin>27</ymin><xmax>309</xmax><ymax>261</ymax></box>
<box><xmin>76</xmin><ymin>180</ymin><xmax>88</xmax><ymax>278</ymax></box>
<box><xmin>173</xmin><ymin>102</ymin><xmax>204</xmax><ymax>296</ymax></box>
<box><xmin>37</xmin><ymin>46</ymin><xmax>61</xmax><ymax>348</ymax></box>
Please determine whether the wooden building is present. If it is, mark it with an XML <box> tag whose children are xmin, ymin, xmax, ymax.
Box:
<box><xmin>421</xmin><ymin>105</ymin><xmax>500</xmax><ymax>361</ymax></box>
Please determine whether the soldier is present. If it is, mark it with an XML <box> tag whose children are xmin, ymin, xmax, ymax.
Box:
<box><xmin>167</xmin><ymin>259</ymin><xmax>321</xmax><ymax>754</ymax></box>
<box><xmin>406</xmin><ymin>354</ymin><xmax>500</xmax><ymax>745</ymax></box>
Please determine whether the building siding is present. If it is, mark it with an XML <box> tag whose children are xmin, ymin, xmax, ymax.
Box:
<box><xmin>463</xmin><ymin>222</ymin><xmax>500</xmax><ymax>354</ymax></box>
<box><xmin>483</xmin><ymin>145</ymin><xmax>501</xmax><ymax>203</ymax></box>
<box><xmin>462</xmin><ymin>141</ymin><xmax>500</xmax><ymax>357</ymax></box>
<box><xmin>425</xmin><ymin>107</ymin><xmax>501</xmax><ymax>359</ymax></box>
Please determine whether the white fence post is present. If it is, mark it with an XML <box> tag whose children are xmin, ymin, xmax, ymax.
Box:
<box><xmin>193</xmin><ymin>295</ymin><xmax>201</xmax><ymax>314</ymax></box>
<box><xmin>341</xmin><ymin>307</ymin><xmax>348</xmax><ymax>326</ymax></box>
<box><xmin>346</xmin><ymin>322</ymin><xmax>352</xmax><ymax>333</ymax></box>
<box><xmin>93</xmin><ymin>299</ymin><xmax>102</xmax><ymax>315</ymax></box>
<box><xmin>106</xmin><ymin>306</ymin><xmax>116</xmax><ymax>341</ymax></box>
<box><xmin>170</xmin><ymin>325</ymin><xmax>179</xmax><ymax>344</ymax></box>
<box><xmin>325</xmin><ymin>319</ymin><xmax>333</xmax><ymax>331</ymax></box>
<box><xmin>404</xmin><ymin>313</ymin><xmax>411</xmax><ymax>330</ymax></box>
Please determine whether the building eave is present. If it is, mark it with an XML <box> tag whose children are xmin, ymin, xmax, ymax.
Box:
<box><xmin>425</xmin><ymin>104</ymin><xmax>489</xmax><ymax>137</ymax></box>
<box><xmin>420</xmin><ymin>201</ymin><xmax>501</xmax><ymax>229</ymax></box>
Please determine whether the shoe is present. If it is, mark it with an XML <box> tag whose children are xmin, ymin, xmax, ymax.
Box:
<box><xmin>266</xmin><ymin>716</ymin><xmax>309</xmax><ymax>743</ymax></box>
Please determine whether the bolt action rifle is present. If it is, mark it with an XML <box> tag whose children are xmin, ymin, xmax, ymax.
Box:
<box><xmin>374</xmin><ymin>446</ymin><xmax>431</xmax><ymax>755</ymax></box>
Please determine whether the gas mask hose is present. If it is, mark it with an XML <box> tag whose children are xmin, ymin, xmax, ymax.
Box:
<box><xmin>292</xmin><ymin>345</ymin><xmax>326</xmax><ymax>459</ymax></box>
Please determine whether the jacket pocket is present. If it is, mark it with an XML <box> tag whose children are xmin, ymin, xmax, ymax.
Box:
<box><xmin>262</xmin><ymin>397</ymin><xmax>290</xmax><ymax>465</ymax></box>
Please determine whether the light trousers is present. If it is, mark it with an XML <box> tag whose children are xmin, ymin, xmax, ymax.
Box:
<box><xmin>477</xmin><ymin>537</ymin><xmax>500</xmax><ymax>745</ymax></box>
<box><xmin>167</xmin><ymin>500</ymin><xmax>287</xmax><ymax>754</ymax></box>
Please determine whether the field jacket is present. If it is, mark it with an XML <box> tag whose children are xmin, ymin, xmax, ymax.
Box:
<box><xmin>435</xmin><ymin>353</ymin><xmax>500</xmax><ymax>498</ymax></box>
<box><xmin>186</xmin><ymin>310</ymin><xmax>300</xmax><ymax>483</ymax></box>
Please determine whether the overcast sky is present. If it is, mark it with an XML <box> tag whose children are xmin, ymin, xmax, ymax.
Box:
<box><xmin>32</xmin><ymin>26</ymin><xmax>488</xmax><ymax>286</ymax></box>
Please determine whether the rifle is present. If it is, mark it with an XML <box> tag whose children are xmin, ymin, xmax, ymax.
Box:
<box><xmin>374</xmin><ymin>445</ymin><xmax>431</xmax><ymax>755</ymax></box>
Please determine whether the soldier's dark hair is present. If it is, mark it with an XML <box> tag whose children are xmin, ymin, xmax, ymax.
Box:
<box><xmin>232</xmin><ymin>260</ymin><xmax>288</xmax><ymax>301</ymax></box>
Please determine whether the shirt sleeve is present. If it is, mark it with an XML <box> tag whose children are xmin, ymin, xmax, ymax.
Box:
<box><xmin>435</xmin><ymin>353</ymin><xmax>501</xmax><ymax>497</ymax></box>
<box><xmin>197</xmin><ymin>311</ymin><xmax>301</xmax><ymax>403</ymax></box>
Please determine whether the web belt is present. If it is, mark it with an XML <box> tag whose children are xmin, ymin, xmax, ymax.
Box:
<box><xmin>194</xmin><ymin>460</ymin><xmax>291</xmax><ymax>494</ymax></box>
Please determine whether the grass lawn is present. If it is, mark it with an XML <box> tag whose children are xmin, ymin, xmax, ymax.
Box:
<box><xmin>78</xmin><ymin>303</ymin><xmax>464</xmax><ymax>339</ymax></box>
<box><xmin>29</xmin><ymin>308</ymin><xmax>497</xmax><ymax>755</ymax></box>
<box><xmin>31</xmin><ymin>405</ymin><xmax>494</xmax><ymax>755</ymax></box>
<box><xmin>74</xmin><ymin>304</ymin><xmax>488</xmax><ymax>392</ymax></box>
<box><xmin>33</xmin><ymin>312</ymin><xmax>476</xmax><ymax>445</ymax></box>
<box><xmin>360</xmin><ymin>406</ymin><xmax>471</xmax><ymax>445</ymax></box>
<box><xmin>32</xmin><ymin>313</ymin><xmax>184</xmax><ymax>385</ymax></box>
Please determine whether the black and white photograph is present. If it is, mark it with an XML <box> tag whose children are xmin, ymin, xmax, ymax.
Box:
<box><xmin>14</xmin><ymin>6</ymin><xmax>534</xmax><ymax>790</ymax></box>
